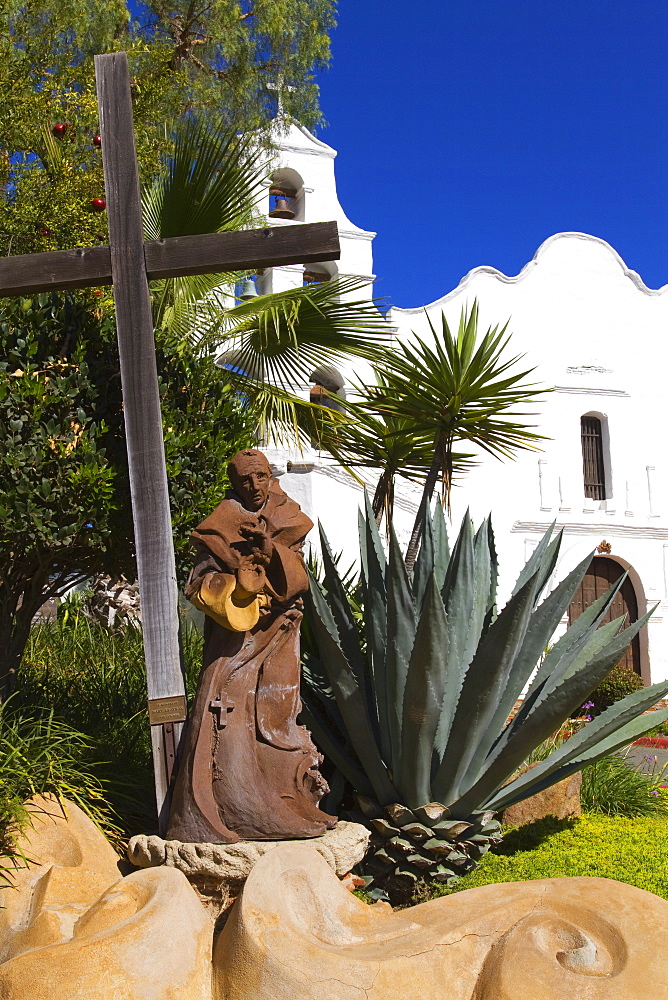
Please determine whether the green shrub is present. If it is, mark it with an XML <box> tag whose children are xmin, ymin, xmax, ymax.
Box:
<box><xmin>580</xmin><ymin>751</ymin><xmax>668</xmax><ymax>817</ymax></box>
<box><xmin>579</xmin><ymin>664</ymin><xmax>645</xmax><ymax>717</ymax></box>
<box><xmin>15</xmin><ymin>611</ymin><xmax>203</xmax><ymax>836</ymax></box>
<box><xmin>405</xmin><ymin>813</ymin><xmax>668</xmax><ymax>903</ymax></box>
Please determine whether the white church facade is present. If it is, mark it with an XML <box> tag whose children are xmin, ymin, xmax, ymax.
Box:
<box><xmin>227</xmin><ymin>121</ymin><xmax>668</xmax><ymax>685</ymax></box>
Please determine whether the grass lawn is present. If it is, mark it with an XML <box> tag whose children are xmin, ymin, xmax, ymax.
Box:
<box><xmin>436</xmin><ymin>812</ymin><xmax>668</xmax><ymax>901</ymax></box>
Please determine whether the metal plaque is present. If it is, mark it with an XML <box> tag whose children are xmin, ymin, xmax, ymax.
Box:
<box><xmin>147</xmin><ymin>695</ymin><xmax>188</xmax><ymax>725</ymax></box>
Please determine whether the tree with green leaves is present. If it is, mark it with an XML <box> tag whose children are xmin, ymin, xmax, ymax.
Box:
<box><xmin>0</xmin><ymin>290</ymin><xmax>253</xmax><ymax>694</ymax></box>
<box><xmin>314</xmin><ymin>375</ymin><xmax>476</xmax><ymax>529</ymax></box>
<box><xmin>0</xmin><ymin>0</ymin><xmax>336</xmax><ymax>256</ymax></box>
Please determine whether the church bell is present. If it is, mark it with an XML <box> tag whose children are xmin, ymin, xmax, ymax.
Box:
<box><xmin>269</xmin><ymin>197</ymin><xmax>295</xmax><ymax>220</ymax></box>
<box><xmin>239</xmin><ymin>276</ymin><xmax>258</xmax><ymax>299</ymax></box>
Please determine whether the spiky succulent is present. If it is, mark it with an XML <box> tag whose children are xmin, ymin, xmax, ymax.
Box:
<box><xmin>301</xmin><ymin>497</ymin><xmax>668</xmax><ymax>896</ymax></box>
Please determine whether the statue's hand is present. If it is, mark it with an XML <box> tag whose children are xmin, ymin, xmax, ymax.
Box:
<box><xmin>237</xmin><ymin>558</ymin><xmax>266</xmax><ymax>595</ymax></box>
<box><xmin>239</xmin><ymin>522</ymin><xmax>273</xmax><ymax>563</ymax></box>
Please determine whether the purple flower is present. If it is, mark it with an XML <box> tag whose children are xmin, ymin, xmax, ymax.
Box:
<box><xmin>583</xmin><ymin>701</ymin><xmax>595</xmax><ymax>711</ymax></box>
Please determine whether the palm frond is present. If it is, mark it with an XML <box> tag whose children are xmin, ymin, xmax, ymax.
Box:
<box><xmin>142</xmin><ymin>117</ymin><xmax>268</xmax><ymax>241</ymax></box>
<box><xmin>219</xmin><ymin>370</ymin><xmax>350</xmax><ymax>448</ymax></box>
<box><xmin>209</xmin><ymin>276</ymin><xmax>391</xmax><ymax>389</ymax></box>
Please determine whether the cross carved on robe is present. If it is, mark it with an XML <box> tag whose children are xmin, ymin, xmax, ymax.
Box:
<box><xmin>0</xmin><ymin>52</ymin><xmax>340</xmax><ymax>833</ymax></box>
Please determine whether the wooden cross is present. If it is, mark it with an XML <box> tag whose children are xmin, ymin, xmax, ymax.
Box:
<box><xmin>0</xmin><ymin>52</ymin><xmax>340</xmax><ymax>834</ymax></box>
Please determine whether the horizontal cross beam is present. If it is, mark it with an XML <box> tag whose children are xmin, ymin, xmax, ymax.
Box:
<box><xmin>0</xmin><ymin>221</ymin><xmax>340</xmax><ymax>297</ymax></box>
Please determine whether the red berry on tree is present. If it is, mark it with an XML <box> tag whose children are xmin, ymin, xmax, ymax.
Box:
<box><xmin>90</xmin><ymin>198</ymin><xmax>106</xmax><ymax>212</ymax></box>
<box><xmin>92</xmin><ymin>134</ymin><xmax>102</xmax><ymax>148</ymax></box>
<box><xmin>52</xmin><ymin>123</ymin><xmax>71</xmax><ymax>139</ymax></box>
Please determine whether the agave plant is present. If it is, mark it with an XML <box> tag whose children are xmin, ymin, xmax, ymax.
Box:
<box><xmin>302</xmin><ymin>498</ymin><xmax>668</xmax><ymax>896</ymax></box>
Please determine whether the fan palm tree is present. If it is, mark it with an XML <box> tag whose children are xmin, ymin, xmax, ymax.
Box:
<box><xmin>211</xmin><ymin>276</ymin><xmax>391</xmax><ymax>445</ymax></box>
<box><xmin>141</xmin><ymin>116</ymin><xmax>390</xmax><ymax>446</ymax></box>
<box><xmin>368</xmin><ymin>303</ymin><xmax>547</xmax><ymax>572</ymax></box>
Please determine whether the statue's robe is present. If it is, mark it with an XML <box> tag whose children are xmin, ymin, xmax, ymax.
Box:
<box><xmin>167</xmin><ymin>480</ymin><xmax>337</xmax><ymax>843</ymax></box>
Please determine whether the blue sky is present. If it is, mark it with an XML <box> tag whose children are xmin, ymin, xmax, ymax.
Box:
<box><xmin>315</xmin><ymin>1</ymin><xmax>668</xmax><ymax>307</ymax></box>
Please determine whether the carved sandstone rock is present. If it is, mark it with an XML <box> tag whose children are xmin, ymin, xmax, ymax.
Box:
<box><xmin>128</xmin><ymin>820</ymin><xmax>370</xmax><ymax>880</ymax></box>
<box><xmin>128</xmin><ymin>821</ymin><xmax>370</xmax><ymax>920</ymax></box>
<box><xmin>3</xmin><ymin>798</ymin><xmax>668</xmax><ymax>1000</ymax></box>
<box><xmin>0</xmin><ymin>795</ymin><xmax>212</xmax><ymax>1000</ymax></box>
<box><xmin>214</xmin><ymin>842</ymin><xmax>668</xmax><ymax>1000</ymax></box>
<box><xmin>501</xmin><ymin>768</ymin><xmax>582</xmax><ymax>827</ymax></box>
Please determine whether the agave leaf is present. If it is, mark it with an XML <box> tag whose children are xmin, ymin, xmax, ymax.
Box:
<box><xmin>484</xmin><ymin>681</ymin><xmax>668</xmax><ymax>809</ymax></box>
<box><xmin>397</xmin><ymin>575</ymin><xmax>449</xmax><ymax>808</ymax></box>
<box><xmin>360</xmin><ymin>492</ymin><xmax>391</xmax><ymax>765</ymax></box>
<box><xmin>533</xmin><ymin>532</ymin><xmax>563</xmax><ymax>601</ymax></box>
<box><xmin>385</xmin><ymin>803</ymin><xmax>418</xmax><ymax>826</ymax></box>
<box><xmin>400</xmin><ymin>822</ymin><xmax>433</xmax><ymax>841</ymax></box>
<box><xmin>432</xmin><ymin>501</ymin><xmax>450</xmax><ymax>588</ymax></box>
<box><xmin>299</xmin><ymin>696</ymin><xmax>373</xmax><ymax>797</ymax></box>
<box><xmin>386</xmin><ymin>524</ymin><xmax>417</xmax><ymax>779</ymax></box>
<box><xmin>506</xmin><ymin>574</ymin><xmax>625</xmax><ymax>737</ymax></box>
<box><xmin>461</xmin><ymin>549</ymin><xmax>593</xmax><ymax>787</ymax></box>
<box><xmin>371</xmin><ymin>817</ymin><xmax>398</xmax><ymax>838</ymax></box>
<box><xmin>433</xmin><ymin>513</ymin><xmax>490</xmax><ymax>761</ymax></box>
<box><xmin>413</xmin><ymin>803</ymin><xmax>449</xmax><ymax>825</ymax></box>
<box><xmin>431</xmin><ymin>820</ymin><xmax>474</xmax><ymax>839</ymax></box>
<box><xmin>481</xmin><ymin>517</ymin><xmax>499</xmax><ymax>631</ymax></box>
<box><xmin>510</xmin><ymin>523</ymin><xmax>555</xmax><ymax>597</ymax></box>
<box><xmin>317</xmin><ymin>524</ymin><xmax>369</xmax><ymax>703</ymax></box>
<box><xmin>449</xmin><ymin>616</ymin><xmax>626</xmax><ymax>812</ymax></box>
<box><xmin>305</xmin><ymin>578</ymin><xmax>396</xmax><ymax>805</ymax></box>
<box><xmin>449</xmin><ymin>609</ymin><xmax>654</xmax><ymax>816</ymax></box>
<box><xmin>356</xmin><ymin>795</ymin><xmax>384</xmax><ymax>820</ymax></box>
<box><xmin>388</xmin><ymin>836</ymin><xmax>415</xmax><ymax>855</ymax></box>
<box><xmin>432</xmin><ymin>568</ymin><xmax>544</xmax><ymax>806</ymax></box>
<box><xmin>412</xmin><ymin>504</ymin><xmax>436</xmax><ymax>611</ymax></box>
<box><xmin>484</xmin><ymin>704</ymin><xmax>668</xmax><ymax>812</ymax></box>
<box><xmin>405</xmin><ymin>853</ymin><xmax>435</xmax><ymax>869</ymax></box>
<box><xmin>300</xmin><ymin>652</ymin><xmax>344</xmax><ymax>723</ymax></box>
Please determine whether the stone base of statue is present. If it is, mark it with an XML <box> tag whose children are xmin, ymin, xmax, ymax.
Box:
<box><xmin>127</xmin><ymin>821</ymin><xmax>370</xmax><ymax>922</ymax></box>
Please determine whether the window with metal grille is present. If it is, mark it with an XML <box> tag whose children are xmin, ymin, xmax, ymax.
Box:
<box><xmin>581</xmin><ymin>415</ymin><xmax>606</xmax><ymax>499</ymax></box>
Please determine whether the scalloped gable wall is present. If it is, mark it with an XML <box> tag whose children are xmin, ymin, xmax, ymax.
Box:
<box><xmin>308</xmin><ymin>232</ymin><xmax>668</xmax><ymax>684</ymax></box>
<box><xmin>379</xmin><ymin>232</ymin><xmax>668</xmax><ymax>683</ymax></box>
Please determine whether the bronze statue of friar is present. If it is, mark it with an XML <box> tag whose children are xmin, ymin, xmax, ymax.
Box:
<box><xmin>167</xmin><ymin>448</ymin><xmax>337</xmax><ymax>843</ymax></box>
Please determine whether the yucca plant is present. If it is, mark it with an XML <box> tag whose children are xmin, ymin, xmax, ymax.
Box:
<box><xmin>302</xmin><ymin>498</ymin><xmax>668</xmax><ymax>897</ymax></box>
<box><xmin>368</xmin><ymin>302</ymin><xmax>547</xmax><ymax>570</ymax></box>
<box><xmin>314</xmin><ymin>378</ymin><xmax>476</xmax><ymax>529</ymax></box>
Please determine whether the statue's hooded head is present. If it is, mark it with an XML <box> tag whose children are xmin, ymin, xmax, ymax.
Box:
<box><xmin>228</xmin><ymin>449</ymin><xmax>273</xmax><ymax>511</ymax></box>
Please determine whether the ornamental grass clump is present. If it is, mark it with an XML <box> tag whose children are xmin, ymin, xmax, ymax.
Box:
<box><xmin>580</xmin><ymin>751</ymin><xmax>668</xmax><ymax>817</ymax></box>
<box><xmin>302</xmin><ymin>498</ymin><xmax>668</xmax><ymax>898</ymax></box>
<box><xmin>16</xmin><ymin>611</ymin><xmax>204</xmax><ymax>835</ymax></box>
<box><xmin>0</xmin><ymin>704</ymin><xmax>122</xmax><ymax>882</ymax></box>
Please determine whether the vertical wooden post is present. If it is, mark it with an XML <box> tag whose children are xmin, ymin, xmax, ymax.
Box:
<box><xmin>95</xmin><ymin>52</ymin><xmax>186</xmax><ymax>833</ymax></box>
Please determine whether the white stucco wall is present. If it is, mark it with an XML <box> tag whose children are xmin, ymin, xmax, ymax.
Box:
<box><xmin>227</xmin><ymin>121</ymin><xmax>668</xmax><ymax>685</ymax></box>
<box><xmin>387</xmin><ymin>233</ymin><xmax>668</xmax><ymax>683</ymax></box>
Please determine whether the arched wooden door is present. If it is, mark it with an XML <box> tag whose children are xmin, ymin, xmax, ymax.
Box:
<box><xmin>567</xmin><ymin>556</ymin><xmax>641</xmax><ymax>674</ymax></box>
